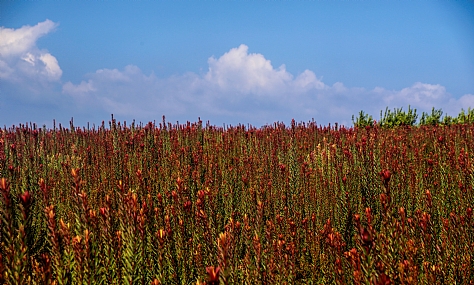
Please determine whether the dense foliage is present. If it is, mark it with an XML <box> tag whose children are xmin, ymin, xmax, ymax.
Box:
<box><xmin>0</xmin><ymin>116</ymin><xmax>473</xmax><ymax>284</ymax></box>
<box><xmin>353</xmin><ymin>106</ymin><xmax>474</xmax><ymax>128</ymax></box>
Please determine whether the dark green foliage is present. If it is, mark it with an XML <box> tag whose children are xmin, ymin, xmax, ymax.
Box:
<box><xmin>379</xmin><ymin>106</ymin><xmax>418</xmax><ymax>127</ymax></box>
<box><xmin>419</xmin><ymin>108</ymin><xmax>443</xmax><ymax>126</ymax></box>
<box><xmin>352</xmin><ymin>111</ymin><xmax>374</xmax><ymax>128</ymax></box>
<box><xmin>353</xmin><ymin>106</ymin><xmax>474</xmax><ymax>127</ymax></box>
<box><xmin>445</xmin><ymin>107</ymin><xmax>474</xmax><ymax>124</ymax></box>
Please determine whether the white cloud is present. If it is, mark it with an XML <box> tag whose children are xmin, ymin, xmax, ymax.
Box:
<box><xmin>293</xmin><ymin>70</ymin><xmax>326</xmax><ymax>91</ymax></box>
<box><xmin>63</xmin><ymin>80</ymin><xmax>96</xmax><ymax>96</ymax></box>
<box><xmin>95</xmin><ymin>65</ymin><xmax>141</xmax><ymax>82</ymax></box>
<box><xmin>0</xmin><ymin>20</ymin><xmax>62</xmax><ymax>85</ymax></box>
<box><xmin>39</xmin><ymin>53</ymin><xmax>62</xmax><ymax>81</ymax></box>
<box><xmin>204</xmin><ymin>44</ymin><xmax>295</xmax><ymax>94</ymax></box>
<box><xmin>61</xmin><ymin>44</ymin><xmax>473</xmax><ymax>125</ymax></box>
<box><xmin>366</xmin><ymin>82</ymin><xmax>474</xmax><ymax>121</ymax></box>
<box><xmin>21</xmin><ymin>52</ymin><xmax>35</xmax><ymax>65</ymax></box>
<box><xmin>332</xmin><ymin>82</ymin><xmax>347</xmax><ymax>93</ymax></box>
<box><xmin>385</xmin><ymin>82</ymin><xmax>447</xmax><ymax>108</ymax></box>
<box><xmin>0</xmin><ymin>28</ymin><xmax>464</xmax><ymax>126</ymax></box>
<box><xmin>458</xmin><ymin>94</ymin><xmax>474</xmax><ymax>106</ymax></box>
<box><xmin>0</xmin><ymin>19</ymin><xmax>57</xmax><ymax>57</ymax></box>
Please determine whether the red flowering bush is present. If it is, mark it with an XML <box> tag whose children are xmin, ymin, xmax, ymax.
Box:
<box><xmin>0</xmin><ymin>117</ymin><xmax>473</xmax><ymax>284</ymax></box>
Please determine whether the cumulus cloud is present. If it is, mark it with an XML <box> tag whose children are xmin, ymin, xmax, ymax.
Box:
<box><xmin>293</xmin><ymin>70</ymin><xmax>326</xmax><ymax>91</ymax></box>
<box><xmin>61</xmin><ymin>44</ymin><xmax>473</xmax><ymax>126</ymax></box>
<box><xmin>203</xmin><ymin>44</ymin><xmax>325</xmax><ymax>95</ymax></box>
<box><xmin>204</xmin><ymin>44</ymin><xmax>294</xmax><ymax>94</ymax></box>
<box><xmin>0</xmin><ymin>19</ymin><xmax>57</xmax><ymax>57</ymax></box>
<box><xmin>0</xmin><ymin>20</ymin><xmax>62</xmax><ymax>85</ymax></box>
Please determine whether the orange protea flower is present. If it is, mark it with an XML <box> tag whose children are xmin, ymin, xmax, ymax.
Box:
<box><xmin>206</xmin><ymin>266</ymin><xmax>220</xmax><ymax>285</ymax></box>
<box><xmin>0</xmin><ymin>178</ymin><xmax>8</xmax><ymax>190</ymax></box>
<box><xmin>71</xmin><ymin>168</ymin><xmax>79</xmax><ymax>178</ymax></box>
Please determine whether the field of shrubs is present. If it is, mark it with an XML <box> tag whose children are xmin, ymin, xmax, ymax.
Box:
<box><xmin>1</xmin><ymin>108</ymin><xmax>473</xmax><ymax>284</ymax></box>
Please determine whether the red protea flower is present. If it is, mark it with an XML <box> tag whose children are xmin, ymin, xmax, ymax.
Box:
<box><xmin>335</xmin><ymin>258</ymin><xmax>343</xmax><ymax>275</ymax></box>
<box><xmin>19</xmin><ymin>191</ymin><xmax>32</xmax><ymax>207</ymax></box>
<box><xmin>380</xmin><ymin>169</ymin><xmax>391</xmax><ymax>189</ymax></box>
<box><xmin>279</xmin><ymin>163</ymin><xmax>286</xmax><ymax>172</ymax></box>
<box><xmin>171</xmin><ymin>190</ymin><xmax>178</xmax><ymax>201</ymax></box>
<box><xmin>206</xmin><ymin>266</ymin><xmax>220</xmax><ymax>285</ymax></box>
<box><xmin>425</xmin><ymin>190</ymin><xmax>432</xmax><ymax>208</ymax></box>
<box><xmin>365</xmin><ymin>207</ymin><xmax>373</xmax><ymax>224</ymax></box>
<box><xmin>39</xmin><ymin>178</ymin><xmax>47</xmax><ymax>195</ymax></box>
<box><xmin>197</xmin><ymin>190</ymin><xmax>205</xmax><ymax>200</ymax></box>
<box><xmin>241</xmin><ymin>175</ymin><xmax>249</xmax><ymax>185</ymax></box>
<box><xmin>399</xmin><ymin>207</ymin><xmax>406</xmax><ymax>226</ymax></box>
<box><xmin>377</xmin><ymin>272</ymin><xmax>392</xmax><ymax>285</ymax></box>
<box><xmin>354</xmin><ymin>214</ymin><xmax>361</xmax><ymax>223</ymax></box>
<box><xmin>380</xmin><ymin>169</ymin><xmax>391</xmax><ymax>183</ymax></box>
<box><xmin>136</xmin><ymin>169</ymin><xmax>142</xmax><ymax>180</ymax></box>
<box><xmin>99</xmin><ymin>207</ymin><xmax>107</xmax><ymax>218</ymax></box>
<box><xmin>380</xmin><ymin>193</ymin><xmax>390</xmax><ymax>212</ymax></box>
<box><xmin>183</xmin><ymin>200</ymin><xmax>192</xmax><ymax>211</ymax></box>
<box><xmin>360</xmin><ymin>227</ymin><xmax>373</xmax><ymax>249</ymax></box>
<box><xmin>157</xmin><ymin>228</ymin><xmax>166</xmax><ymax>240</ymax></box>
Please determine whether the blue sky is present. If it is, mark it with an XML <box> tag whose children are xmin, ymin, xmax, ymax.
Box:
<box><xmin>1</xmin><ymin>0</ymin><xmax>474</xmax><ymax>127</ymax></box>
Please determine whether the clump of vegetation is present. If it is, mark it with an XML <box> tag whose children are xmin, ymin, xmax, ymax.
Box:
<box><xmin>379</xmin><ymin>106</ymin><xmax>418</xmax><ymax>128</ymax></box>
<box><xmin>419</xmin><ymin>107</ymin><xmax>444</xmax><ymax>126</ymax></box>
<box><xmin>353</xmin><ymin>106</ymin><xmax>474</xmax><ymax>128</ymax></box>
<box><xmin>352</xmin><ymin>110</ymin><xmax>374</xmax><ymax>128</ymax></box>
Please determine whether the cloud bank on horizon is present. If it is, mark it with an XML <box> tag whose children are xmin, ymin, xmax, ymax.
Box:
<box><xmin>1</xmin><ymin>20</ymin><xmax>473</xmax><ymax>127</ymax></box>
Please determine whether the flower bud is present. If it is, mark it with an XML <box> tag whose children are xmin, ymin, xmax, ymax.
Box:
<box><xmin>0</xmin><ymin>178</ymin><xmax>8</xmax><ymax>190</ymax></box>
<box><xmin>19</xmin><ymin>191</ymin><xmax>32</xmax><ymax>207</ymax></box>
<box><xmin>99</xmin><ymin>207</ymin><xmax>107</xmax><ymax>218</ymax></box>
